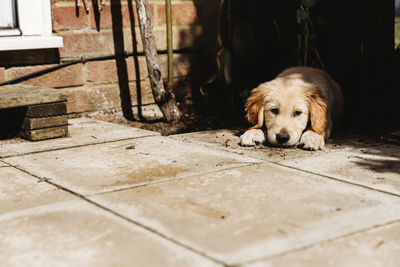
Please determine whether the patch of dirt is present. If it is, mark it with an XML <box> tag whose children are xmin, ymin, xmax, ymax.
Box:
<box><xmin>86</xmin><ymin>101</ymin><xmax>400</xmax><ymax>147</ymax></box>
<box><xmin>90</xmin><ymin>100</ymin><xmax>248</xmax><ymax>136</ymax></box>
<box><xmin>380</xmin><ymin>130</ymin><xmax>400</xmax><ymax>146</ymax></box>
<box><xmin>110</xmin><ymin>112</ymin><xmax>246</xmax><ymax>136</ymax></box>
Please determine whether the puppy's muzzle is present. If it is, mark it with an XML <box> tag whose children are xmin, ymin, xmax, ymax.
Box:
<box><xmin>276</xmin><ymin>132</ymin><xmax>290</xmax><ymax>144</ymax></box>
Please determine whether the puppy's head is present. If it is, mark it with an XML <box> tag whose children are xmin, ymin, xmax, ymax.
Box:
<box><xmin>245</xmin><ymin>80</ymin><xmax>327</xmax><ymax>147</ymax></box>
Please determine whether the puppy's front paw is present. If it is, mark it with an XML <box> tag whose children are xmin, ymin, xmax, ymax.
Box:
<box><xmin>298</xmin><ymin>131</ymin><xmax>325</xmax><ymax>151</ymax></box>
<box><xmin>240</xmin><ymin>129</ymin><xmax>265</xmax><ymax>147</ymax></box>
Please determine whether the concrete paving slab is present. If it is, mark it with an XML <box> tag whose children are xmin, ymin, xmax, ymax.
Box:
<box><xmin>89</xmin><ymin>163</ymin><xmax>400</xmax><ymax>265</ymax></box>
<box><xmin>3</xmin><ymin>136</ymin><xmax>261</xmax><ymax>195</ymax></box>
<box><xmin>245</xmin><ymin>222</ymin><xmax>400</xmax><ymax>267</ymax></box>
<box><xmin>279</xmin><ymin>144</ymin><xmax>400</xmax><ymax>195</ymax></box>
<box><xmin>0</xmin><ymin>200</ymin><xmax>220</xmax><ymax>267</ymax></box>
<box><xmin>0</xmin><ymin>118</ymin><xmax>159</xmax><ymax>158</ymax></box>
<box><xmin>172</xmin><ymin>130</ymin><xmax>379</xmax><ymax>162</ymax></box>
<box><xmin>0</xmin><ymin>166</ymin><xmax>75</xmax><ymax>214</ymax></box>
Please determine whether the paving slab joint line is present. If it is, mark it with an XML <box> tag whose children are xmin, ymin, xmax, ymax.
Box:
<box><xmin>85</xmin><ymin>197</ymin><xmax>229</xmax><ymax>266</ymax></box>
<box><xmin>8</xmin><ymin>162</ymin><xmax>229</xmax><ymax>266</ymax></box>
<box><xmin>5</xmin><ymin>152</ymin><xmax>399</xmax><ymax>267</ymax></box>
<box><xmin>272</xmin><ymin>162</ymin><xmax>400</xmax><ymax>198</ymax></box>
<box><xmin>167</xmin><ymin>140</ymin><xmax>399</xmax><ymax>195</ymax></box>
<box><xmin>233</xmin><ymin>218</ymin><xmax>400</xmax><ymax>267</ymax></box>
<box><xmin>0</xmin><ymin>133</ymin><xmax>160</xmax><ymax>159</ymax></box>
<box><xmin>87</xmin><ymin>162</ymin><xmax>262</xmax><ymax>197</ymax></box>
<box><xmin>0</xmin><ymin>159</ymin><xmax>11</xmax><ymax>167</ymax></box>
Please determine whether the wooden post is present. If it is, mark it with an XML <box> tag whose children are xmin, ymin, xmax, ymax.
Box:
<box><xmin>135</xmin><ymin>0</ymin><xmax>181</xmax><ymax>122</ymax></box>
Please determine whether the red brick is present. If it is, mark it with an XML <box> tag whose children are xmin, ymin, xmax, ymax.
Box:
<box><xmin>158</xmin><ymin>54</ymin><xmax>192</xmax><ymax>78</ymax></box>
<box><xmin>86</xmin><ymin>60</ymin><xmax>120</xmax><ymax>84</ymax></box>
<box><xmin>157</xmin><ymin>2</ymin><xmax>199</xmax><ymax>25</ymax></box>
<box><xmin>60</xmin><ymin>25</ymin><xmax>202</xmax><ymax>59</ymax></box>
<box><xmin>122</xmin><ymin>27</ymin><xmax>142</xmax><ymax>52</ymax></box>
<box><xmin>90</xmin><ymin>4</ymin><xmax>131</xmax><ymax>30</ymax></box>
<box><xmin>6</xmin><ymin>64</ymin><xmax>84</xmax><ymax>88</ymax></box>
<box><xmin>86</xmin><ymin>54</ymin><xmax>193</xmax><ymax>84</ymax></box>
<box><xmin>154</xmin><ymin>25</ymin><xmax>203</xmax><ymax>50</ymax></box>
<box><xmin>130</xmin><ymin>81</ymin><xmax>156</xmax><ymax>106</ymax></box>
<box><xmin>51</xmin><ymin>0</ymin><xmax>75</xmax><ymax>4</ymax></box>
<box><xmin>86</xmin><ymin>57</ymin><xmax>148</xmax><ymax>84</ymax></box>
<box><xmin>65</xmin><ymin>82</ymin><xmax>154</xmax><ymax>114</ymax></box>
<box><xmin>89</xmin><ymin>3</ymin><xmax>155</xmax><ymax>30</ymax></box>
<box><xmin>59</xmin><ymin>32</ymin><xmax>115</xmax><ymax>58</ymax></box>
<box><xmin>52</xmin><ymin>6</ymin><xmax>89</xmax><ymax>31</ymax></box>
<box><xmin>65</xmin><ymin>85</ymin><xmax>121</xmax><ymax>113</ymax></box>
<box><xmin>123</xmin><ymin>25</ymin><xmax>203</xmax><ymax>53</ymax></box>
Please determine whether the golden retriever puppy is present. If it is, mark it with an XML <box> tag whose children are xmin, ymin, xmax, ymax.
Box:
<box><xmin>240</xmin><ymin>66</ymin><xmax>343</xmax><ymax>150</ymax></box>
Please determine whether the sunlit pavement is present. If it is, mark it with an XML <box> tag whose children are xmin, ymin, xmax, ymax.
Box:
<box><xmin>1</xmin><ymin>118</ymin><xmax>399</xmax><ymax>267</ymax></box>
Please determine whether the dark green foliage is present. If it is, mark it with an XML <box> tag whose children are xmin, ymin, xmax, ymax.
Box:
<box><xmin>198</xmin><ymin>0</ymin><xmax>299</xmax><ymax>118</ymax></box>
<box><xmin>297</xmin><ymin>0</ymin><xmax>326</xmax><ymax>69</ymax></box>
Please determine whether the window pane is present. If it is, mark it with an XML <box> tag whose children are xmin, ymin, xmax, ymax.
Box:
<box><xmin>0</xmin><ymin>0</ymin><xmax>17</xmax><ymax>29</ymax></box>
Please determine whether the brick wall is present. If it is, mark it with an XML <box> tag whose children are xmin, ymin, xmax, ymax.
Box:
<box><xmin>0</xmin><ymin>0</ymin><xmax>206</xmax><ymax>119</ymax></box>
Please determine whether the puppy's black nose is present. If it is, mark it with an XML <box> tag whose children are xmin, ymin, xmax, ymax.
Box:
<box><xmin>276</xmin><ymin>132</ymin><xmax>290</xmax><ymax>144</ymax></box>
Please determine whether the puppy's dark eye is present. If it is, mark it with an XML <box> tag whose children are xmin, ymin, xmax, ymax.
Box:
<box><xmin>293</xmin><ymin>111</ymin><xmax>302</xmax><ymax>117</ymax></box>
<box><xmin>271</xmin><ymin>108</ymin><xmax>279</xmax><ymax>115</ymax></box>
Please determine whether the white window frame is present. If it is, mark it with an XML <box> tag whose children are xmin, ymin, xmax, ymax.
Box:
<box><xmin>0</xmin><ymin>0</ymin><xmax>17</xmax><ymax>32</ymax></box>
<box><xmin>0</xmin><ymin>0</ymin><xmax>63</xmax><ymax>51</ymax></box>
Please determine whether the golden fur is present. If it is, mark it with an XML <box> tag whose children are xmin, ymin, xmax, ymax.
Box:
<box><xmin>240</xmin><ymin>66</ymin><xmax>343</xmax><ymax>150</ymax></box>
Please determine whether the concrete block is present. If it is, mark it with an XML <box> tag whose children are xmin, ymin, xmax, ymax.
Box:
<box><xmin>25</xmin><ymin>102</ymin><xmax>67</xmax><ymax>118</ymax></box>
<box><xmin>20</xmin><ymin>126</ymin><xmax>68</xmax><ymax>141</ymax></box>
<box><xmin>22</xmin><ymin>115</ymin><xmax>68</xmax><ymax>130</ymax></box>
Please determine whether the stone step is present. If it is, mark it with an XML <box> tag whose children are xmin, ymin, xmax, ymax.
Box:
<box><xmin>20</xmin><ymin>126</ymin><xmax>68</xmax><ymax>141</ymax></box>
<box><xmin>0</xmin><ymin>84</ymin><xmax>68</xmax><ymax>141</ymax></box>
<box><xmin>26</xmin><ymin>102</ymin><xmax>67</xmax><ymax>118</ymax></box>
<box><xmin>22</xmin><ymin>115</ymin><xmax>68</xmax><ymax>130</ymax></box>
<box><xmin>0</xmin><ymin>84</ymin><xmax>67</xmax><ymax>109</ymax></box>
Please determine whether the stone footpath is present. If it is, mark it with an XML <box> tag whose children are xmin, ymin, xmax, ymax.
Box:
<box><xmin>1</xmin><ymin>118</ymin><xmax>399</xmax><ymax>267</ymax></box>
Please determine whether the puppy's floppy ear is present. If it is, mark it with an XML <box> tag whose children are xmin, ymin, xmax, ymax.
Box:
<box><xmin>245</xmin><ymin>83</ymin><xmax>270</xmax><ymax>129</ymax></box>
<box><xmin>305</xmin><ymin>85</ymin><xmax>328</xmax><ymax>135</ymax></box>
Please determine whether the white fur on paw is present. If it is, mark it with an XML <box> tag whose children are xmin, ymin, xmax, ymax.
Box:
<box><xmin>299</xmin><ymin>131</ymin><xmax>325</xmax><ymax>151</ymax></box>
<box><xmin>240</xmin><ymin>129</ymin><xmax>265</xmax><ymax>147</ymax></box>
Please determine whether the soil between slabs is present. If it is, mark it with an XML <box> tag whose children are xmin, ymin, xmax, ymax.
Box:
<box><xmin>107</xmin><ymin>113</ymin><xmax>245</xmax><ymax>136</ymax></box>
<box><xmin>74</xmin><ymin>99</ymin><xmax>400</xmax><ymax>151</ymax></box>
<box><xmin>90</xmin><ymin>111</ymin><xmax>399</xmax><ymax>153</ymax></box>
